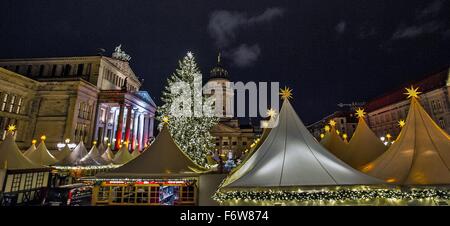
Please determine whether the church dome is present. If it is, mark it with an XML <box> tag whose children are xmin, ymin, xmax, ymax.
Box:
<box><xmin>210</xmin><ymin>53</ymin><xmax>229</xmax><ymax>79</ymax></box>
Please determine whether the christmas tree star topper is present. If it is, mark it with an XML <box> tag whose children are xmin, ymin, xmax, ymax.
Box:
<box><xmin>404</xmin><ymin>86</ymin><xmax>421</xmax><ymax>99</ymax></box>
<box><xmin>280</xmin><ymin>87</ymin><xmax>293</xmax><ymax>100</ymax></box>
<box><xmin>355</xmin><ymin>108</ymin><xmax>366</xmax><ymax>118</ymax></box>
<box><xmin>398</xmin><ymin>119</ymin><xmax>406</xmax><ymax>128</ymax></box>
<box><xmin>162</xmin><ymin>115</ymin><xmax>169</xmax><ymax>124</ymax></box>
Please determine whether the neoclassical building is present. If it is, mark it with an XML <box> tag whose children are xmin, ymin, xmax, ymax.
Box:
<box><xmin>0</xmin><ymin>46</ymin><xmax>156</xmax><ymax>151</ymax></box>
<box><xmin>365</xmin><ymin>67</ymin><xmax>450</xmax><ymax>138</ymax></box>
<box><xmin>206</xmin><ymin>55</ymin><xmax>261</xmax><ymax>158</ymax></box>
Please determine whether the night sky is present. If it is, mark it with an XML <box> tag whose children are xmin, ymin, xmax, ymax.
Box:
<box><xmin>1</xmin><ymin>0</ymin><xmax>449</xmax><ymax>124</ymax></box>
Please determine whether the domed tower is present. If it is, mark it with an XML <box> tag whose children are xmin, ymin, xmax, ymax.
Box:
<box><xmin>206</xmin><ymin>53</ymin><xmax>234</xmax><ymax>118</ymax></box>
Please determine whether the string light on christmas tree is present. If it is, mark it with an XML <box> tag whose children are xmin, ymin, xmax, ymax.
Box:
<box><xmin>404</xmin><ymin>86</ymin><xmax>422</xmax><ymax>99</ymax></box>
<box><xmin>280</xmin><ymin>87</ymin><xmax>293</xmax><ymax>100</ymax></box>
<box><xmin>320</xmin><ymin>133</ymin><xmax>325</xmax><ymax>139</ymax></box>
<box><xmin>324</xmin><ymin>125</ymin><xmax>331</xmax><ymax>132</ymax></box>
<box><xmin>162</xmin><ymin>115</ymin><xmax>169</xmax><ymax>124</ymax></box>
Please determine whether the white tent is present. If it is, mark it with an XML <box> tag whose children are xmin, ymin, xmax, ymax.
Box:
<box><xmin>98</xmin><ymin>142</ymin><xmax>106</xmax><ymax>155</ymax></box>
<box><xmin>320</xmin><ymin>127</ymin><xmax>348</xmax><ymax>159</ymax></box>
<box><xmin>112</xmin><ymin>144</ymin><xmax>133</xmax><ymax>165</ymax></box>
<box><xmin>97</xmin><ymin>124</ymin><xmax>205</xmax><ymax>179</ymax></box>
<box><xmin>131</xmin><ymin>149</ymin><xmax>141</xmax><ymax>158</ymax></box>
<box><xmin>23</xmin><ymin>142</ymin><xmax>36</xmax><ymax>157</ymax></box>
<box><xmin>0</xmin><ymin>131</ymin><xmax>44</xmax><ymax>170</ymax></box>
<box><xmin>101</xmin><ymin>145</ymin><xmax>115</xmax><ymax>163</ymax></box>
<box><xmin>54</xmin><ymin>144</ymin><xmax>71</xmax><ymax>161</ymax></box>
<box><xmin>56</xmin><ymin>140</ymin><xmax>88</xmax><ymax>166</ymax></box>
<box><xmin>221</xmin><ymin>99</ymin><xmax>382</xmax><ymax>188</ymax></box>
<box><xmin>340</xmin><ymin>110</ymin><xmax>387</xmax><ymax>170</ymax></box>
<box><xmin>80</xmin><ymin>144</ymin><xmax>105</xmax><ymax>166</ymax></box>
<box><xmin>362</xmin><ymin>88</ymin><xmax>450</xmax><ymax>185</ymax></box>
<box><xmin>27</xmin><ymin>140</ymin><xmax>58</xmax><ymax>166</ymax></box>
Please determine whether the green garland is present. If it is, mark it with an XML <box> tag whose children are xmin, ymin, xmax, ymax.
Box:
<box><xmin>214</xmin><ymin>189</ymin><xmax>450</xmax><ymax>202</ymax></box>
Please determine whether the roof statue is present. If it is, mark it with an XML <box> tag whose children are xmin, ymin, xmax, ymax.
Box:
<box><xmin>340</xmin><ymin>108</ymin><xmax>387</xmax><ymax>169</ymax></box>
<box><xmin>112</xmin><ymin>44</ymin><xmax>131</xmax><ymax>61</ymax></box>
<box><xmin>97</xmin><ymin>124</ymin><xmax>206</xmax><ymax>179</ymax></box>
<box><xmin>362</xmin><ymin>86</ymin><xmax>450</xmax><ymax>185</ymax></box>
<box><xmin>0</xmin><ymin>127</ymin><xmax>44</xmax><ymax>170</ymax></box>
<box><xmin>220</xmin><ymin>89</ymin><xmax>382</xmax><ymax>189</ymax></box>
<box><xmin>56</xmin><ymin>140</ymin><xmax>88</xmax><ymax>166</ymax></box>
<box><xmin>23</xmin><ymin>140</ymin><xmax>37</xmax><ymax>157</ymax></box>
<box><xmin>112</xmin><ymin>143</ymin><xmax>133</xmax><ymax>165</ymax></box>
<box><xmin>27</xmin><ymin>136</ymin><xmax>58</xmax><ymax>166</ymax></box>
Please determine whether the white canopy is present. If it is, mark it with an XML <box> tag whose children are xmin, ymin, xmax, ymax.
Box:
<box><xmin>80</xmin><ymin>145</ymin><xmax>105</xmax><ymax>166</ymax></box>
<box><xmin>56</xmin><ymin>140</ymin><xmax>88</xmax><ymax>166</ymax></box>
<box><xmin>112</xmin><ymin>144</ymin><xmax>133</xmax><ymax>165</ymax></box>
<box><xmin>0</xmin><ymin>132</ymin><xmax>44</xmax><ymax>170</ymax></box>
<box><xmin>342</xmin><ymin>117</ymin><xmax>386</xmax><ymax>169</ymax></box>
<box><xmin>27</xmin><ymin>140</ymin><xmax>58</xmax><ymax>166</ymax></box>
<box><xmin>97</xmin><ymin>124</ymin><xmax>205</xmax><ymax>179</ymax></box>
<box><xmin>101</xmin><ymin>146</ymin><xmax>115</xmax><ymax>163</ymax></box>
<box><xmin>362</xmin><ymin>97</ymin><xmax>450</xmax><ymax>185</ymax></box>
<box><xmin>320</xmin><ymin>128</ymin><xmax>348</xmax><ymax>158</ymax></box>
<box><xmin>131</xmin><ymin>149</ymin><xmax>140</xmax><ymax>158</ymax></box>
<box><xmin>222</xmin><ymin>99</ymin><xmax>382</xmax><ymax>188</ymax></box>
<box><xmin>23</xmin><ymin>143</ymin><xmax>36</xmax><ymax>157</ymax></box>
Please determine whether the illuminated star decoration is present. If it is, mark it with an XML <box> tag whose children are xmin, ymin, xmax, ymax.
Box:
<box><xmin>266</xmin><ymin>108</ymin><xmax>277</xmax><ymax>118</ymax></box>
<box><xmin>187</xmin><ymin>51</ymin><xmax>193</xmax><ymax>59</ymax></box>
<box><xmin>7</xmin><ymin>124</ymin><xmax>16</xmax><ymax>132</ymax></box>
<box><xmin>355</xmin><ymin>108</ymin><xmax>366</xmax><ymax>118</ymax></box>
<box><xmin>280</xmin><ymin>87</ymin><xmax>293</xmax><ymax>100</ymax></box>
<box><xmin>398</xmin><ymin>119</ymin><xmax>406</xmax><ymax>128</ymax></box>
<box><xmin>324</xmin><ymin>125</ymin><xmax>331</xmax><ymax>132</ymax></box>
<box><xmin>404</xmin><ymin>86</ymin><xmax>422</xmax><ymax>99</ymax></box>
<box><xmin>329</xmin><ymin>120</ymin><xmax>336</xmax><ymax>127</ymax></box>
<box><xmin>162</xmin><ymin>115</ymin><xmax>170</xmax><ymax>124</ymax></box>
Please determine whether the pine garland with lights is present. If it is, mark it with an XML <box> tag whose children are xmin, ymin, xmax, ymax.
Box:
<box><xmin>157</xmin><ymin>52</ymin><xmax>218</xmax><ymax>166</ymax></box>
<box><xmin>213</xmin><ymin>188</ymin><xmax>450</xmax><ymax>202</ymax></box>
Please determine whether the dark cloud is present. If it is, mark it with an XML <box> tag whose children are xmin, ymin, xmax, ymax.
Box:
<box><xmin>417</xmin><ymin>0</ymin><xmax>443</xmax><ymax>19</ymax></box>
<box><xmin>208</xmin><ymin>7</ymin><xmax>285</xmax><ymax>48</ymax></box>
<box><xmin>392</xmin><ymin>21</ymin><xmax>442</xmax><ymax>39</ymax></box>
<box><xmin>335</xmin><ymin>20</ymin><xmax>346</xmax><ymax>34</ymax></box>
<box><xmin>225</xmin><ymin>44</ymin><xmax>261</xmax><ymax>67</ymax></box>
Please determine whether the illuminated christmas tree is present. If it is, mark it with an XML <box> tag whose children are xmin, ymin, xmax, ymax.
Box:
<box><xmin>157</xmin><ymin>52</ymin><xmax>218</xmax><ymax>166</ymax></box>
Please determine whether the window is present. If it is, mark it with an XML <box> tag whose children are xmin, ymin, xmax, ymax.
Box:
<box><xmin>15</xmin><ymin>97</ymin><xmax>23</xmax><ymax>114</ymax></box>
<box><xmin>439</xmin><ymin>118</ymin><xmax>446</xmax><ymax>129</ymax></box>
<box><xmin>149</xmin><ymin>186</ymin><xmax>160</xmax><ymax>204</ymax></box>
<box><xmin>36</xmin><ymin>172</ymin><xmax>44</xmax><ymax>187</ymax></box>
<box><xmin>77</xmin><ymin>64</ymin><xmax>84</xmax><ymax>76</ymax></box>
<box><xmin>24</xmin><ymin>173</ymin><xmax>33</xmax><ymax>190</ymax></box>
<box><xmin>111</xmin><ymin>186</ymin><xmax>124</xmax><ymax>203</ymax></box>
<box><xmin>62</xmin><ymin>64</ymin><xmax>71</xmax><ymax>76</ymax></box>
<box><xmin>14</xmin><ymin>65</ymin><xmax>20</xmax><ymax>73</ymax></box>
<box><xmin>223</xmin><ymin>142</ymin><xmax>228</xmax><ymax>145</ymax></box>
<box><xmin>1</xmin><ymin>93</ymin><xmax>8</xmax><ymax>111</ymax></box>
<box><xmin>26</xmin><ymin>65</ymin><xmax>32</xmax><ymax>76</ymax></box>
<box><xmin>179</xmin><ymin>185</ymin><xmax>195</xmax><ymax>203</ymax></box>
<box><xmin>8</xmin><ymin>95</ymin><xmax>16</xmax><ymax>113</ymax></box>
<box><xmin>51</xmin><ymin>65</ymin><xmax>57</xmax><ymax>76</ymax></box>
<box><xmin>38</xmin><ymin>65</ymin><xmax>45</xmax><ymax>76</ymax></box>
<box><xmin>11</xmin><ymin>174</ymin><xmax>21</xmax><ymax>192</ymax></box>
<box><xmin>232</xmin><ymin>141</ymin><xmax>237</xmax><ymax>145</ymax></box>
<box><xmin>97</xmin><ymin>186</ymin><xmax>110</xmax><ymax>202</ymax></box>
<box><xmin>242</xmin><ymin>141</ymin><xmax>247</xmax><ymax>146</ymax></box>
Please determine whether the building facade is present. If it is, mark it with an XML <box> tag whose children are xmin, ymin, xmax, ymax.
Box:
<box><xmin>365</xmin><ymin>67</ymin><xmax>450</xmax><ymax>138</ymax></box>
<box><xmin>0</xmin><ymin>46</ymin><xmax>156</xmax><ymax>150</ymax></box>
<box><xmin>205</xmin><ymin>54</ymin><xmax>261</xmax><ymax>158</ymax></box>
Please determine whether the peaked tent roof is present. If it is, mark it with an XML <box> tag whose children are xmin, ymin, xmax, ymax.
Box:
<box><xmin>320</xmin><ymin>128</ymin><xmax>348</xmax><ymax>158</ymax></box>
<box><xmin>341</xmin><ymin>117</ymin><xmax>387</xmax><ymax>169</ymax></box>
<box><xmin>56</xmin><ymin>141</ymin><xmax>88</xmax><ymax>166</ymax></box>
<box><xmin>54</xmin><ymin>144</ymin><xmax>71</xmax><ymax>161</ymax></box>
<box><xmin>221</xmin><ymin>99</ymin><xmax>383</xmax><ymax>188</ymax></box>
<box><xmin>80</xmin><ymin>145</ymin><xmax>105</xmax><ymax>166</ymax></box>
<box><xmin>0</xmin><ymin>132</ymin><xmax>45</xmax><ymax>170</ymax></box>
<box><xmin>27</xmin><ymin>141</ymin><xmax>58</xmax><ymax>166</ymax></box>
<box><xmin>23</xmin><ymin>143</ymin><xmax>36</xmax><ymax>157</ymax></box>
<box><xmin>362</xmin><ymin>97</ymin><xmax>450</xmax><ymax>185</ymax></box>
<box><xmin>131</xmin><ymin>149</ymin><xmax>140</xmax><ymax>158</ymax></box>
<box><xmin>98</xmin><ymin>143</ymin><xmax>106</xmax><ymax>155</ymax></box>
<box><xmin>101</xmin><ymin>146</ymin><xmax>114</xmax><ymax>163</ymax></box>
<box><xmin>112</xmin><ymin>144</ymin><xmax>133</xmax><ymax>165</ymax></box>
<box><xmin>97</xmin><ymin>125</ymin><xmax>206</xmax><ymax>179</ymax></box>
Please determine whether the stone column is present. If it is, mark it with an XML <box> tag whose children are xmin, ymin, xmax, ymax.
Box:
<box><xmin>124</xmin><ymin>105</ymin><xmax>133</xmax><ymax>149</ymax></box>
<box><xmin>114</xmin><ymin>104</ymin><xmax>125</xmax><ymax>150</ymax></box>
<box><xmin>143</xmin><ymin>114</ymin><xmax>149</xmax><ymax>147</ymax></box>
<box><xmin>148</xmin><ymin>115</ymin><xmax>154</xmax><ymax>138</ymax></box>
<box><xmin>131</xmin><ymin>109</ymin><xmax>138</xmax><ymax>150</ymax></box>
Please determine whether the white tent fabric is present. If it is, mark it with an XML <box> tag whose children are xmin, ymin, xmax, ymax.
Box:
<box><xmin>131</xmin><ymin>149</ymin><xmax>140</xmax><ymax>158</ymax></box>
<box><xmin>56</xmin><ymin>141</ymin><xmax>88</xmax><ymax>166</ymax></box>
<box><xmin>101</xmin><ymin>146</ymin><xmax>115</xmax><ymax>163</ymax></box>
<box><xmin>222</xmin><ymin>99</ymin><xmax>383</xmax><ymax>188</ymax></box>
<box><xmin>112</xmin><ymin>144</ymin><xmax>133</xmax><ymax>165</ymax></box>
<box><xmin>23</xmin><ymin>143</ymin><xmax>36</xmax><ymax>157</ymax></box>
<box><xmin>98</xmin><ymin>143</ymin><xmax>106</xmax><ymax>155</ymax></box>
<box><xmin>340</xmin><ymin>117</ymin><xmax>387</xmax><ymax>170</ymax></box>
<box><xmin>80</xmin><ymin>145</ymin><xmax>105</xmax><ymax>166</ymax></box>
<box><xmin>362</xmin><ymin>98</ymin><xmax>450</xmax><ymax>185</ymax></box>
<box><xmin>27</xmin><ymin>141</ymin><xmax>58</xmax><ymax>166</ymax></box>
<box><xmin>320</xmin><ymin>128</ymin><xmax>348</xmax><ymax>159</ymax></box>
<box><xmin>0</xmin><ymin>132</ymin><xmax>44</xmax><ymax>170</ymax></box>
<box><xmin>54</xmin><ymin>144</ymin><xmax>71</xmax><ymax>161</ymax></box>
<box><xmin>97</xmin><ymin>125</ymin><xmax>205</xmax><ymax>178</ymax></box>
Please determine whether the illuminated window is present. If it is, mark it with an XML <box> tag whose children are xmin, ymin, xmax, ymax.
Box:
<box><xmin>179</xmin><ymin>185</ymin><xmax>195</xmax><ymax>203</ymax></box>
<box><xmin>97</xmin><ymin>186</ymin><xmax>110</xmax><ymax>202</ymax></box>
<box><xmin>8</xmin><ymin>95</ymin><xmax>16</xmax><ymax>113</ymax></box>
<box><xmin>11</xmin><ymin>174</ymin><xmax>21</xmax><ymax>192</ymax></box>
<box><xmin>1</xmin><ymin>93</ymin><xmax>7</xmax><ymax>111</ymax></box>
<box><xmin>24</xmin><ymin>173</ymin><xmax>33</xmax><ymax>190</ymax></box>
<box><xmin>149</xmin><ymin>186</ymin><xmax>160</xmax><ymax>204</ymax></box>
<box><xmin>36</xmin><ymin>172</ymin><xmax>44</xmax><ymax>187</ymax></box>
<box><xmin>16</xmin><ymin>97</ymin><xmax>23</xmax><ymax>114</ymax></box>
